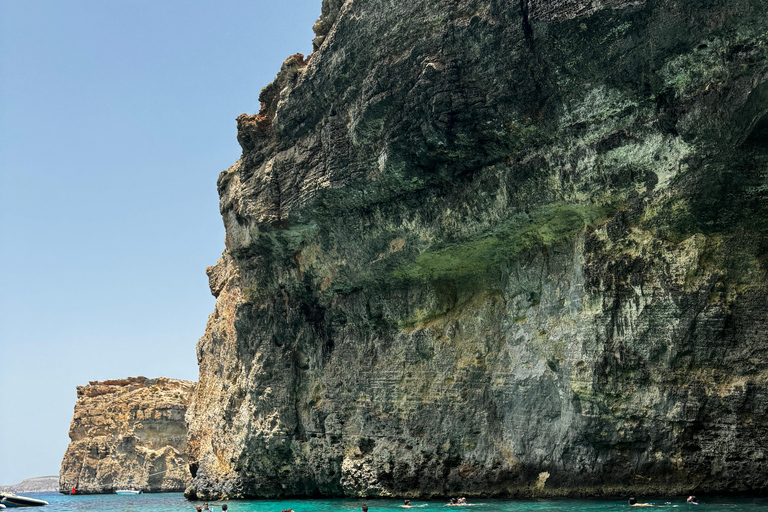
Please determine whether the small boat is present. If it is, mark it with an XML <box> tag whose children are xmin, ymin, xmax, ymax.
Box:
<box><xmin>0</xmin><ymin>492</ymin><xmax>49</xmax><ymax>507</ymax></box>
<box><xmin>115</xmin><ymin>487</ymin><xmax>141</xmax><ymax>495</ymax></box>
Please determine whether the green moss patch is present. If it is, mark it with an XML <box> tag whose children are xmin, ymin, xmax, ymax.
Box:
<box><xmin>394</xmin><ymin>201</ymin><xmax>618</xmax><ymax>282</ymax></box>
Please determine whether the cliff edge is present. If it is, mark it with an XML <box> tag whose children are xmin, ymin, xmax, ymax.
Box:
<box><xmin>59</xmin><ymin>377</ymin><xmax>195</xmax><ymax>494</ymax></box>
<box><xmin>187</xmin><ymin>0</ymin><xmax>768</xmax><ymax>499</ymax></box>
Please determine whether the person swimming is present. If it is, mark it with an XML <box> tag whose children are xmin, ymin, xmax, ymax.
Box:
<box><xmin>629</xmin><ymin>498</ymin><xmax>653</xmax><ymax>507</ymax></box>
<box><xmin>687</xmin><ymin>496</ymin><xmax>699</xmax><ymax>505</ymax></box>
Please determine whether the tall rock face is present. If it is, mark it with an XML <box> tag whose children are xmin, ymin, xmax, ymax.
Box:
<box><xmin>59</xmin><ymin>377</ymin><xmax>195</xmax><ymax>494</ymax></box>
<box><xmin>187</xmin><ymin>0</ymin><xmax>768</xmax><ymax>499</ymax></box>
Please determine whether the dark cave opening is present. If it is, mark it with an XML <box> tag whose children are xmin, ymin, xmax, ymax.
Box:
<box><xmin>744</xmin><ymin>112</ymin><xmax>768</xmax><ymax>148</ymax></box>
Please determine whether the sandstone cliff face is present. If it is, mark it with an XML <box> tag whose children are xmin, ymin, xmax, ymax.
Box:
<box><xmin>186</xmin><ymin>0</ymin><xmax>768</xmax><ymax>499</ymax></box>
<box><xmin>59</xmin><ymin>377</ymin><xmax>194</xmax><ymax>494</ymax></box>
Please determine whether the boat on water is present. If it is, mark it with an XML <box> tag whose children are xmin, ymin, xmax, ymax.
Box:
<box><xmin>0</xmin><ymin>492</ymin><xmax>49</xmax><ymax>507</ymax></box>
<box><xmin>115</xmin><ymin>487</ymin><xmax>141</xmax><ymax>495</ymax></box>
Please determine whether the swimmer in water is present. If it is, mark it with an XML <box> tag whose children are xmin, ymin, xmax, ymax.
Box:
<box><xmin>687</xmin><ymin>497</ymin><xmax>699</xmax><ymax>505</ymax></box>
<box><xmin>629</xmin><ymin>498</ymin><xmax>653</xmax><ymax>507</ymax></box>
<box><xmin>403</xmin><ymin>501</ymin><xmax>412</xmax><ymax>508</ymax></box>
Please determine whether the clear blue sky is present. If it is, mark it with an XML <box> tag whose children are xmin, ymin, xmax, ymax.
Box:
<box><xmin>0</xmin><ymin>0</ymin><xmax>320</xmax><ymax>486</ymax></box>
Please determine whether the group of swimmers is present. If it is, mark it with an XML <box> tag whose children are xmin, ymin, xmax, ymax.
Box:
<box><xmin>193</xmin><ymin>495</ymin><xmax>698</xmax><ymax>511</ymax></box>
<box><xmin>400</xmin><ymin>498</ymin><xmax>469</xmax><ymax>507</ymax></box>
<box><xmin>194</xmin><ymin>504</ymin><xmax>227</xmax><ymax>512</ymax></box>
<box><xmin>629</xmin><ymin>496</ymin><xmax>700</xmax><ymax>506</ymax></box>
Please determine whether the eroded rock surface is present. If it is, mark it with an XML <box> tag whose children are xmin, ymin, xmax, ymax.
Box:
<box><xmin>187</xmin><ymin>0</ymin><xmax>768</xmax><ymax>499</ymax></box>
<box><xmin>59</xmin><ymin>377</ymin><xmax>195</xmax><ymax>494</ymax></box>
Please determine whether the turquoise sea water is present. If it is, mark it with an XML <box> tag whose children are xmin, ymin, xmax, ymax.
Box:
<box><xmin>19</xmin><ymin>493</ymin><xmax>768</xmax><ymax>512</ymax></box>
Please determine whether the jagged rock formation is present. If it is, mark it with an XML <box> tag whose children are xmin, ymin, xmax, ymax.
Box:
<box><xmin>186</xmin><ymin>0</ymin><xmax>768</xmax><ymax>500</ymax></box>
<box><xmin>59</xmin><ymin>377</ymin><xmax>194</xmax><ymax>494</ymax></box>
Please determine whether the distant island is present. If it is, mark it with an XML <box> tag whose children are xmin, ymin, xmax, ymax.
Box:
<box><xmin>0</xmin><ymin>476</ymin><xmax>58</xmax><ymax>494</ymax></box>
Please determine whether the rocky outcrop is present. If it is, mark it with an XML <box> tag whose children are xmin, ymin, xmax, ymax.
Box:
<box><xmin>59</xmin><ymin>377</ymin><xmax>195</xmax><ymax>494</ymax></box>
<box><xmin>186</xmin><ymin>0</ymin><xmax>768</xmax><ymax>500</ymax></box>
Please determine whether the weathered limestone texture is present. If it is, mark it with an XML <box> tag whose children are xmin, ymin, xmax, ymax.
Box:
<box><xmin>59</xmin><ymin>377</ymin><xmax>195</xmax><ymax>494</ymax></box>
<box><xmin>186</xmin><ymin>0</ymin><xmax>768</xmax><ymax>499</ymax></box>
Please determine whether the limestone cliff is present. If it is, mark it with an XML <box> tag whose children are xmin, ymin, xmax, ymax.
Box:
<box><xmin>59</xmin><ymin>377</ymin><xmax>194</xmax><ymax>494</ymax></box>
<box><xmin>186</xmin><ymin>0</ymin><xmax>768</xmax><ymax>499</ymax></box>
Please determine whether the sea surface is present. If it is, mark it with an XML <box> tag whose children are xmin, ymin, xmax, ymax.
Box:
<box><xmin>16</xmin><ymin>493</ymin><xmax>768</xmax><ymax>512</ymax></box>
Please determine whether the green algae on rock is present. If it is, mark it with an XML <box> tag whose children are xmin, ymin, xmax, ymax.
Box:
<box><xmin>185</xmin><ymin>0</ymin><xmax>768</xmax><ymax>500</ymax></box>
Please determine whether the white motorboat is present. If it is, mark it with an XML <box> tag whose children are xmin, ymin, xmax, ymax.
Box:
<box><xmin>0</xmin><ymin>492</ymin><xmax>49</xmax><ymax>507</ymax></box>
<box><xmin>115</xmin><ymin>487</ymin><xmax>141</xmax><ymax>495</ymax></box>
